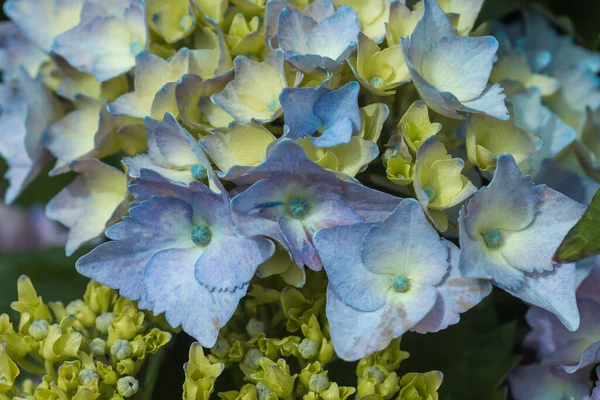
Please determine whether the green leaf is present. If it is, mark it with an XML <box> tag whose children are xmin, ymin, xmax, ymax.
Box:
<box><xmin>0</xmin><ymin>247</ymin><xmax>89</xmax><ymax>313</ymax></box>
<box><xmin>555</xmin><ymin>189</ymin><xmax>600</xmax><ymax>263</ymax></box>
<box><xmin>399</xmin><ymin>291</ymin><xmax>522</xmax><ymax>400</ymax></box>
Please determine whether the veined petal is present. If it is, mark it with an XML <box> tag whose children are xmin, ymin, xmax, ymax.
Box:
<box><xmin>326</xmin><ymin>284</ymin><xmax>438</xmax><ymax>361</ymax></box>
<box><xmin>314</xmin><ymin>223</ymin><xmax>390</xmax><ymax>312</ymax></box>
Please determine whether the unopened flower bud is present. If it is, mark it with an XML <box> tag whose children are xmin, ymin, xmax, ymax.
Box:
<box><xmin>309</xmin><ymin>373</ymin><xmax>330</xmax><ymax>393</ymax></box>
<box><xmin>110</xmin><ymin>339</ymin><xmax>133</xmax><ymax>360</ymax></box>
<box><xmin>117</xmin><ymin>376</ymin><xmax>139</xmax><ymax>398</ymax></box>
<box><xmin>298</xmin><ymin>338</ymin><xmax>319</xmax><ymax>359</ymax></box>
<box><xmin>246</xmin><ymin>318</ymin><xmax>265</xmax><ymax>336</ymax></box>
<box><xmin>243</xmin><ymin>348</ymin><xmax>263</xmax><ymax>370</ymax></box>
<box><xmin>90</xmin><ymin>338</ymin><xmax>107</xmax><ymax>357</ymax></box>
<box><xmin>96</xmin><ymin>312</ymin><xmax>115</xmax><ymax>334</ymax></box>
<box><xmin>78</xmin><ymin>369</ymin><xmax>99</xmax><ymax>386</ymax></box>
<box><xmin>28</xmin><ymin>320</ymin><xmax>49</xmax><ymax>340</ymax></box>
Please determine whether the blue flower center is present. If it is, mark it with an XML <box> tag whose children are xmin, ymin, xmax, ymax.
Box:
<box><xmin>130</xmin><ymin>41</ymin><xmax>143</xmax><ymax>55</ymax></box>
<box><xmin>423</xmin><ymin>188</ymin><xmax>435</xmax><ymax>200</ymax></box>
<box><xmin>190</xmin><ymin>164</ymin><xmax>207</xmax><ymax>180</ymax></box>
<box><xmin>483</xmin><ymin>228</ymin><xmax>502</xmax><ymax>248</ymax></box>
<box><xmin>287</xmin><ymin>197</ymin><xmax>309</xmax><ymax>219</ymax></box>
<box><xmin>267</xmin><ymin>100</ymin><xmax>279</xmax><ymax>112</ymax></box>
<box><xmin>369</xmin><ymin>76</ymin><xmax>384</xmax><ymax>88</ymax></box>
<box><xmin>191</xmin><ymin>225</ymin><xmax>211</xmax><ymax>246</ymax></box>
<box><xmin>391</xmin><ymin>275</ymin><xmax>409</xmax><ymax>292</ymax></box>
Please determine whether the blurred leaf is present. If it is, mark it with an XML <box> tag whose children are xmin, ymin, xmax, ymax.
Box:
<box><xmin>555</xmin><ymin>190</ymin><xmax>600</xmax><ymax>263</ymax></box>
<box><xmin>488</xmin><ymin>386</ymin><xmax>509</xmax><ymax>400</ymax></box>
<box><xmin>399</xmin><ymin>293</ymin><xmax>522</xmax><ymax>399</ymax></box>
<box><xmin>0</xmin><ymin>247</ymin><xmax>89</xmax><ymax>313</ymax></box>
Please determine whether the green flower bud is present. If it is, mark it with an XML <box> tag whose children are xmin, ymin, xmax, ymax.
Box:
<box><xmin>183</xmin><ymin>343</ymin><xmax>225</xmax><ymax>400</ymax></box>
<box><xmin>42</xmin><ymin>319</ymin><xmax>83</xmax><ymax>362</ymax></box>
<box><xmin>298</xmin><ymin>338</ymin><xmax>319</xmax><ymax>359</ymax></box>
<box><xmin>366</xmin><ymin>366</ymin><xmax>386</xmax><ymax>384</ymax></box>
<box><xmin>0</xmin><ymin>343</ymin><xmax>19</xmax><ymax>393</ymax></box>
<box><xmin>110</xmin><ymin>339</ymin><xmax>133</xmax><ymax>360</ymax></box>
<box><xmin>143</xmin><ymin>328</ymin><xmax>171</xmax><ymax>354</ymax></box>
<box><xmin>211</xmin><ymin>338</ymin><xmax>231</xmax><ymax>359</ymax></box>
<box><xmin>117</xmin><ymin>358</ymin><xmax>136</xmax><ymax>375</ymax></box>
<box><xmin>112</xmin><ymin>313</ymin><xmax>138</xmax><ymax>341</ymax></box>
<box><xmin>309</xmin><ymin>373</ymin><xmax>330</xmax><ymax>393</ymax></box>
<box><xmin>28</xmin><ymin>320</ymin><xmax>49</xmax><ymax>341</ymax></box>
<box><xmin>95</xmin><ymin>312</ymin><xmax>115</xmax><ymax>334</ymax></box>
<box><xmin>116</xmin><ymin>376</ymin><xmax>139</xmax><ymax>398</ymax></box>
<box><xmin>78</xmin><ymin>368</ymin><xmax>99</xmax><ymax>386</ymax></box>
<box><xmin>10</xmin><ymin>276</ymin><xmax>52</xmax><ymax>321</ymax></box>
<box><xmin>251</xmin><ymin>358</ymin><xmax>297</xmax><ymax>399</ymax></box>
<box><xmin>321</xmin><ymin>383</ymin><xmax>356</xmax><ymax>400</ymax></box>
<box><xmin>83</xmin><ymin>281</ymin><xmax>117</xmax><ymax>314</ymax></box>
<box><xmin>96</xmin><ymin>362</ymin><xmax>117</xmax><ymax>385</ymax></box>
<box><xmin>67</xmin><ymin>300</ymin><xmax>96</xmax><ymax>327</ymax></box>
<box><xmin>246</xmin><ymin>318</ymin><xmax>265</xmax><ymax>336</ymax></box>
<box><xmin>90</xmin><ymin>338</ymin><xmax>107</xmax><ymax>357</ymax></box>
<box><xmin>398</xmin><ymin>371</ymin><xmax>443</xmax><ymax>400</ymax></box>
<box><xmin>256</xmin><ymin>382</ymin><xmax>276</xmax><ymax>400</ymax></box>
<box><xmin>243</xmin><ymin>348</ymin><xmax>264</xmax><ymax>370</ymax></box>
<box><xmin>57</xmin><ymin>360</ymin><xmax>81</xmax><ymax>392</ymax></box>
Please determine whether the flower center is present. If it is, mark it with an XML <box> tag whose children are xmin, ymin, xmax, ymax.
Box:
<box><xmin>391</xmin><ymin>275</ymin><xmax>409</xmax><ymax>292</ymax></box>
<box><xmin>267</xmin><ymin>100</ymin><xmax>279</xmax><ymax>112</ymax></box>
<box><xmin>179</xmin><ymin>15</ymin><xmax>192</xmax><ymax>29</ymax></box>
<box><xmin>423</xmin><ymin>188</ymin><xmax>435</xmax><ymax>200</ymax></box>
<box><xmin>191</xmin><ymin>225</ymin><xmax>211</xmax><ymax>246</ymax></box>
<box><xmin>369</xmin><ymin>76</ymin><xmax>384</xmax><ymax>88</ymax></box>
<box><xmin>190</xmin><ymin>164</ymin><xmax>207</xmax><ymax>180</ymax></box>
<box><xmin>287</xmin><ymin>197</ymin><xmax>309</xmax><ymax>219</ymax></box>
<box><xmin>130</xmin><ymin>41</ymin><xmax>143</xmax><ymax>55</ymax></box>
<box><xmin>483</xmin><ymin>228</ymin><xmax>502</xmax><ymax>248</ymax></box>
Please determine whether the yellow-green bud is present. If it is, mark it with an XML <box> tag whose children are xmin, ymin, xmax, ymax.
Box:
<box><xmin>116</xmin><ymin>376</ymin><xmax>139</xmax><ymax>398</ymax></box>
<box><xmin>143</xmin><ymin>329</ymin><xmax>170</xmax><ymax>354</ymax></box>
<box><xmin>298</xmin><ymin>339</ymin><xmax>319</xmax><ymax>359</ymax></box>
<box><xmin>117</xmin><ymin>358</ymin><xmax>135</xmax><ymax>375</ymax></box>
<box><xmin>365</xmin><ymin>366</ymin><xmax>386</xmax><ymax>384</ymax></box>
<box><xmin>28</xmin><ymin>320</ymin><xmax>49</xmax><ymax>340</ymax></box>
<box><xmin>57</xmin><ymin>361</ymin><xmax>80</xmax><ymax>392</ymax></box>
<box><xmin>90</xmin><ymin>338</ymin><xmax>107</xmax><ymax>357</ymax></box>
<box><xmin>66</xmin><ymin>300</ymin><xmax>96</xmax><ymax>326</ymax></box>
<box><xmin>243</xmin><ymin>348</ymin><xmax>264</xmax><ymax>370</ymax></box>
<box><xmin>112</xmin><ymin>313</ymin><xmax>138</xmax><ymax>340</ymax></box>
<box><xmin>96</xmin><ymin>362</ymin><xmax>117</xmax><ymax>385</ymax></box>
<box><xmin>83</xmin><ymin>281</ymin><xmax>116</xmax><ymax>314</ymax></box>
<box><xmin>246</xmin><ymin>318</ymin><xmax>265</xmax><ymax>336</ymax></box>
<box><xmin>0</xmin><ymin>343</ymin><xmax>19</xmax><ymax>393</ymax></box>
<box><xmin>78</xmin><ymin>368</ymin><xmax>99</xmax><ymax>386</ymax></box>
<box><xmin>211</xmin><ymin>338</ymin><xmax>231</xmax><ymax>359</ymax></box>
<box><xmin>110</xmin><ymin>339</ymin><xmax>133</xmax><ymax>360</ymax></box>
<box><xmin>96</xmin><ymin>312</ymin><xmax>115</xmax><ymax>334</ymax></box>
<box><xmin>256</xmin><ymin>382</ymin><xmax>275</xmax><ymax>400</ymax></box>
<box><xmin>309</xmin><ymin>373</ymin><xmax>330</xmax><ymax>393</ymax></box>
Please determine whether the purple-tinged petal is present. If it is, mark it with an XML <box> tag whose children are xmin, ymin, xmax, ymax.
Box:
<box><xmin>412</xmin><ymin>240</ymin><xmax>492</xmax><ymax>334</ymax></box>
<box><xmin>506</xmin><ymin>263</ymin><xmax>579</xmax><ymax>332</ymax></box>
<box><xmin>314</xmin><ymin>222</ymin><xmax>390</xmax><ymax>312</ymax></box>
<box><xmin>500</xmin><ymin>186</ymin><xmax>585</xmax><ymax>274</ymax></box>
<box><xmin>326</xmin><ymin>284</ymin><xmax>438</xmax><ymax>361</ymax></box>
<box><xmin>278</xmin><ymin>217</ymin><xmax>321</xmax><ymax>271</ymax></box>
<box><xmin>508</xmin><ymin>364</ymin><xmax>590</xmax><ymax>400</ymax></box>
<box><xmin>143</xmin><ymin>247</ymin><xmax>247</xmax><ymax>347</ymax></box>
<box><xmin>361</xmin><ymin>199</ymin><xmax>448</xmax><ymax>286</ymax></box>
<box><xmin>277</xmin><ymin>6</ymin><xmax>315</xmax><ymax>55</ymax></box>
<box><xmin>76</xmin><ymin>196</ymin><xmax>194</xmax><ymax>301</ymax></box>
<box><xmin>280</xmin><ymin>86</ymin><xmax>328</xmax><ymax>139</ymax></box>
<box><xmin>340</xmin><ymin>180</ymin><xmax>402</xmax><ymax>222</ymax></box>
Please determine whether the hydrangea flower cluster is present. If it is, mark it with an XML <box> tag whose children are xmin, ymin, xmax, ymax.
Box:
<box><xmin>0</xmin><ymin>0</ymin><xmax>599</xmax><ymax>396</ymax></box>
<box><xmin>0</xmin><ymin>277</ymin><xmax>171</xmax><ymax>399</ymax></box>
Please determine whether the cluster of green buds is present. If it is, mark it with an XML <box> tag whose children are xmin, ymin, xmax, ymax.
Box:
<box><xmin>181</xmin><ymin>275</ymin><xmax>443</xmax><ymax>400</ymax></box>
<box><xmin>355</xmin><ymin>338</ymin><xmax>443</xmax><ymax>400</ymax></box>
<box><xmin>0</xmin><ymin>276</ymin><xmax>171</xmax><ymax>399</ymax></box>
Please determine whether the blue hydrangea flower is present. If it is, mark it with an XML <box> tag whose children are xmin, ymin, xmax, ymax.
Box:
<box><xmin>76</xmin><ymin>175</ymin><xmax>275</xmax><ymax>347</ymax></box>
<box><xmin>459</xmin><ymin>154</ymin><xmax>586</xmax><ymax>331</ymax></box>
<box><xmin>524</xmin><ymin>263</ymin><xmax>600</xmax><ymax>374</ymax></box>
<box><xmin>401</xmin><ymin>0</ymin><xmax>509</xmax><ymax>120</ymax></box>
<box><xmin>315</xmin><ymin>199</ymin><xmax>472</xmax><ymax>361</ymax></box>
<box><xmin>280</xmin><ymin>81</ymin><xmax>360</xmax><ymax>148</ymax></box>
<box><xmin>230</xmin><ymin>138</ymin><xmax>401</xmax><ymax>271</ymax></box>
<box><xmin>52</xmin><ymin>0</ymin><xmax>148</xmax><ymax>82</ymax></box>
<box><xmin>0</xmin><ymin>22</ymin><xmax>48</xmax><ymax>81</ymax></box>
<box><xmin>124</xmin><ymin>113</ymin><xmax>213</xmax><ymax>186</ymax></box>
<box><xmin>276</xmin><ymin>0</ymin><xmax>360</xmax><ymax>73</ymax></box>
<box><xmin>0</xmin><ymin>69</ymin><xmax>64</xmax><ymax>204</ymax></box>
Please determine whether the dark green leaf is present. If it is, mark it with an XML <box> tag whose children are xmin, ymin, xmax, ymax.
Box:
<box><xmin>555</xmin><ymin>189</ymin><xmax>600</xmax><ymax>263</ymax></box>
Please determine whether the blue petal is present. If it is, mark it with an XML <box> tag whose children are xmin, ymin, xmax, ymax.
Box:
<box><xmin>313</xmin><ymin>222</ymin><xmax>389</xmax><ymax>312</ymax></box>
<box><xmin>76</xmin><ymin>196</ymin><xmax>194</xmax><ymax>301</ymax></box>
<box><xmin>143</xmin><ymin>247</ymin><xmax>246</xmax><ymax>347</ymax></box>
<box><xmin>280</xmin><ymin>86</ymin><xmax>327</xmax><ymax>138</ymax></box>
